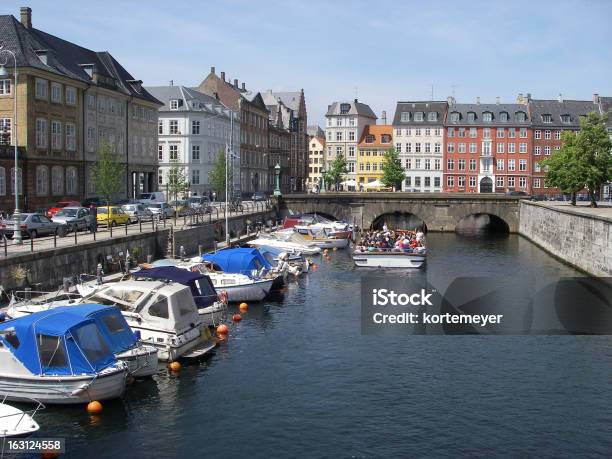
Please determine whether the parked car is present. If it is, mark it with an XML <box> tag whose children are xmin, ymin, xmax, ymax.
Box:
<box><xmin>47</xmin><ymin>201</ymin><xmax>82</xmax><ymax>217</ymax></box>
<box><xmin>251</xmin><ymin>192</ymin><xmax>267</xmax><ymax>202</ymax></box>
<box><xmin>81</xmin><ymin>197</ymin><xmax>102</xmax><ymax>208</ymax></box>
<box><xmin>169</xmin><ymin>200</ymin><xmax>191</xmax><ymax>216</ymax></box>
<box><xmin>137</xmin><ymin>191</ymin><xmax>166</xmax><ymax>205</ymax></box>
<box><xmin>148</xmin><ymin>202</ymin><xmax>174</xmax><ymax>219</ymax></box>
<box><xmin>52</xmin><ymin>207</ymin><xmax>92</xmax><ymax>232</ymax></box>
<box><xmin>1</xmin><ymin>213</ymin><xmax>67</xmax><ymax>238</ymax></box>
<box><xmin>188</xmin><ymin>196</ymin><xmax>212</xmax><ymax>213</ymax></box>
<box><xmin>121</xmin><ymin>203</ymin><xmax>154</xmax><ymax>222</ymax></box>
<box><xmin>96</xmin><ymin>206</ymin><xmax>130</xmax><ymax>227</ymax></box>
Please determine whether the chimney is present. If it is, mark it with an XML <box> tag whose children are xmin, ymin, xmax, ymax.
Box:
<box><xmin>241</xmin><ymin>82</ymin><xmax>246</xmax><ymax>91</ymax></box>
<box><xmin>210</xmin><ymin>66</ymin><xmax>215</xmax><ymax>75</ymax></box>
<box><xmin>20</xmin><ymin>7</ymin><xmax>32</xmax><ymax>29</ymax></box>
<box><xmin>476</xmin><ymin>96</ymin><xmax>480</xmax><ymax>105</ymax></box>
<box><xmin>593</xmin><ymin>93</ymin><xmax>600</xmax><ymax>103</ymax></box>
<box><xmin>170</xmin><ymin>79</ymin><xmax>173</xmax><ymax>86</ymax></box>
<box><xmin>558</xmin><ymin>93</ymin><xmax>563</xmax><ymax>103</ymax></box>
<box><xmin>220</xmin><ymin>71</ymin><xmax>225</xmax><ymax>81</ymax></box>
<box><xmin>234</xmin><ymin>79</ymin><xmax>238</xmax><ymax>88</ymax></box>
<box><xmin>354</xmin><ymin>98</ymin><xmax>358</xmax><ymax>103</ymax></box>
<box><xmin>496</xmin><ymin>96</ymin><xmax>500</xmax><ymax>105</ymax></box>
<box><xmin>526</xmin><ymin>93</ymin><xmax>531</xmax><ymax>101</ymax></box>
<box><xmin>382</xmin><ymin>111</ymin><xmax>387</xmax><ymax>124</ymax></box>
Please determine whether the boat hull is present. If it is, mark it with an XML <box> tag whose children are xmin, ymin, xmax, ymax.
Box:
<box><xmin>198</xmin><ymin>302</ymin><xmax>228</xmax><ymax>327</ymax></box>
<box><xmin>353</xmin><ymin>252</ymin><xmax>426</xmax><ymax>268</ymax></box>
<box><xmin>0</xmin><ymin>403</ymin><xmax>40</xmax><ymax>438</ymax></box>
<box><xmin>0</xmin><ymin>366</ymin><xmax>127</xmax><ymax>405</ymax></box>
<box><xmin>213</xmin><ymin>279</ymin><xmax>273</xmax><ymax>302</ymax></box>
<box><xmin>310</xmin><ymin>238</ymin><xmax>349</xmax><ymax>249</ymax></box>
<box><xmin>116</xmin><ymin>345</ymin><xmax>159</xmax><ymax>378</ymax></box>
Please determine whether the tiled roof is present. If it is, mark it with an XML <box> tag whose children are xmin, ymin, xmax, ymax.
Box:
<box><xmin>326</xmin><ymin>100</ymin><xmax>377</xmax><ymax>119</ymax></box>
<box><xmin>446</xmin><ymin>103</ymin><xmax>529</xmax><ymax>126</ymax></box>
<box><xmin>146</xmin><ymin>86</ymin><xmax>229</xmax><ymax>116</ymax></box>
<box><xmin>528</xmin><ymin>99</ymin><xmax>599</xmax><ymax>128</ymax></box>
<box><xmin>357</xmin><ymin>125</ymin><xmax>393</xmax><ymax>147</ymax></box>
<box><xmin>392</xmin><ymin>101</ymin><xmax>447</xmax><ymax>126</ymax></box>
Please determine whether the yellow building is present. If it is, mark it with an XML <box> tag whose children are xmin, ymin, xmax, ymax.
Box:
<box><xmin>356</xmin><ymin>125</ymin><xmax>392</xmax><ymax>189</ymax></box>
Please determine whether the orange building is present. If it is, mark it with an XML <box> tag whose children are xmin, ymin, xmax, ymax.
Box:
<box><xmin>356</xmin><ymin>125</ymin><xmax>393</xmax><ymax>189</ymax></box>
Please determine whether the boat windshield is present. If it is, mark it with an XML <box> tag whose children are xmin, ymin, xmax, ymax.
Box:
<box><xmin>37</xmin><ymin>334</ymin><xmax>68</xmax><ymax>372</ymax></box>
<box><xmin>72</xmin><ymin>322</ymin><xmax>111</xmax><ymax>364</ymax></box>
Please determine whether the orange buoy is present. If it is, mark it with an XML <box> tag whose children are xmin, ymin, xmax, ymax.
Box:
<box><xmin>239</xmin><ymin>302</ymin><xmax>248</xmax><ymax>312</ymax></box>
<box><xmin>168</xmin><ymin>361</ymin><xmax>181</xmax><ymax>372</ymax></box>
<box><xmin>232</xmin><ymin>313</ymin><xmax>242</xmax><ymax>322</ymax></box>
<box><xmin>127</xmin><ymin>376</ymin><xmax>135</xmax><ymax>385</ymax></box>
<box><xmin>217</xmin><ymin>332</ymin><xmax>228</xmax><ymax>341</ymax></box>
<box><xmin>87</xmin><ymin>400</ymin><xmax>103</xmax><ymax>414</ymax></box>
<box><xmin>216</xmin><ymin>324</ymin><xmax>229</xmax><ymax>335</ymax></box>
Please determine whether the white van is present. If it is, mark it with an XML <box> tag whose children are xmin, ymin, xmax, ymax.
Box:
<box><xmin>137</xmin><ymin>191</ymin><xmax>166</xmax><ymax>204</ymax></box>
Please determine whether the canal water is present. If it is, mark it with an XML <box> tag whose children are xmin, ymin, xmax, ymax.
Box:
<box><xmin>36</xmin><ymin>233</ymin><xmax>611</xmax><ymax>458</ymax></box>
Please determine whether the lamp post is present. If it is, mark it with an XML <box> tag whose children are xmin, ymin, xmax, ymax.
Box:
<box><xmin>274</xmin><ymin>163</ymin><xmax>281</xmax><ymax>197</ymax></box>
<box><xmin>0</xmin><ymin>46</ymin><xmax>21</xmax><ymax>244</ymax></box>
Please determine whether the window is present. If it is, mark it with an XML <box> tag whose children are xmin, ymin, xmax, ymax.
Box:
<box><xmin>170</xmin><ymin>100</ymin><xmax>179</xmax><ymax>110</ymax></box>
<box><xmin>36</xmin><ymin>166</ymin><xmax>48</xmax><ymax>195</ymax></box>
<box><xmin>497</xmin><ymin>159</ymin><xmax>504</xmax><ymax>170</ymax></box>
<box><xmin>508</xmin><ymin>143</ymin><xmax>515</xmax><ymax>153</ymax></box>
<box><xmin>450</xmin><ymin>112</ymin><xmax>460</xmax><ymax>123</ymax></box>
<box><xmin>396</xmin><ymin>143</ymin><xmax>402</xmax><ymax>153</ymax></box>
<box><xmin>149</xmin><ymin>296</ymin><xmax>169</xmax><ymax>319</ymax></box>
<box><xmin>519</xmin><ymin>159</ymin><xmax>527</xmax><ymax>171</ymax></box>
<box><xmin>469</xmin><ymin>159</ymin><xmax>476</xmax><ymax>171</ymax></box>
<box><xmin>458</xmin><ymin>159</ymin><xmax>465</xmax><ymax>170</ymax></box>
<box><xmin>415</xmin><ymin>143</ymin><xmax>421</xmax><ymax>153</ymax></box>
<box><xmin>483</xmin><ymin>112</ymin><xmax>492</xmax><ymax>122</ymax></box>
<box><xmin>447</xmin><ymin>176</ymin><xmax>454</xmax><ymax>187</ymax></box>
<box><xmin>169</xmin><ymin>145</ymin><xmax>178</xmax><ymax>161</ymax></box>
<box><xmin>469</xmin><ymin>176</ymin><xmax>476</xmax><ymax>187</ymax></box>
<box><xmin>519</xmin><ymin>143</ymin><xmax>527</xmax><ymax>153</ymax></box>
<box><xmin>458</xmin><ymin>176</ymin><xmax>465</xmax><ymax>187</ymax></box>
<box><xmin>520</xmin><ymin>128</ymin><xmax>527</xmax><ymax>138</ymax></box>
<box><xmin>434</xmin><ymin>143</ymin><xmax>441</xmax><ymax>153</ymax></box>
<box><xmin>414</xmin><ymin>177</ymin><xmax>421</xmax><ymax>187</ymax></box>
<box><xmin>447</xmin><ymin>127</ymin><xmax>455</xmax><ymax>138</ymax></box>
<box><xmin>87</xmin><ymin>127</ymin><xmax>96</xmax><ymax>152</ymax></box>
<box><xmin>336</xmin><ymin>132</ymin><xmax>343</xmax><ymax>141</ymax></box>
<box><xmin>483</xmin><ymin>128</ymin><xmax>491</xmax><ymax>139</ymax></box>
<box><xmin>405</xmin><ymin>176</ymin><xmax>411</xmax><ymax>187</ymax></box>
<box><xmin>508</xmin><ymin>176</ymin><xmax>515</xmax><ymax>188</ymax></box>
<box><xmin>534</xmin><ymin>162</ymin><xmax>541</xmax><ymax>172</ymax></box>
<box><xmin>400</xmin><ymin>112</ymin><xmax>410</xmax><ymax>122</ymax></box>
<box><xmin>415</xmin><ymin>159</ymin><xmax>421</xmax><ymax>169</ymax></box>
<box><xmin>65</xmin><ymin>86</ymin><xmax>76</xmax><ymax>105</ymax></box>
<box><xmin>191</xmin><ymin>169</ymin><xmax>200</xmax><ymax>185</ymax></box>
<box><xmin>554</xmin><ymin>131</ymin><xmax>561</xmax><ymax>140</ymax></box>
<box><xmin>425</xmin><ymin>142</ymin><xmax>431</xmax><ymax>153</ymax></box>
<box><xmin>425</xmin><ymin>159</ymin><xmax>431</xmax><ymax>170</ymax></box>
<box><xmin>482</xmin><ymin>142</ymin><xmax>491</xmax><ymax>155</ymax></box>
<box><xmin>65</xmin><ymin>123</ymin><xmax>76</xmax><ymax>151</ymax></box>
<box><xmin>541</xmin><ymin>114</ymin><xmax>552</xmax><ymax>123</ymax></box>
<box><xmin>469</xmin><ymin>143</ymin><xmax>477</xmax><ymax>153</ymax></box>
<box><xmin>497</xmin><ymin>128</ymin><xmax>504</xmax><ymax>138</ymax></box>
<box><xmin>534</xmin><ymin>178</ymin><xmax>541</xmax><ymax>188</ymax></box>
<box><xmin>447</xmin><ymin>143</ymin><xmax>455</xmax><ymax>153</ymax></box>
<box><xmin>447</xmin><ymin>159</ymin><xmax>454</xmax><ymax>170</ymax></box>
<box><xmin>456</xmin><ymin>128</ymin><xmax>464</xmax><ymax>138</ymax></box>
<box><xmin>534</xmin><ymin>146</ymin><xmax>541</xmax><ymax>155</ymax></box>
<box><xmin>340</xmin><ymin>103</ymin><xmax>350</xmax><ymax>114</ymax></box>
<box><xmin>544</xmin><ymin>146</ymin><xmax>551</xmax><ymax>155</ymax></box>
<box><xmin>425</xmin><ymin>128</ymin><xmax>431</xmax><ymax>136</ymax></box>
<box><xmin>66</xmin><ymin>167</ymin><xmax>77</xmax><ymax>195</ymax></box>
<box><xmin>469</xmin><ymin>128</ymin><xmax>477</xmax><ymax>138</ymax></box>
<box><xmin>51</xmin><ymin>83</ymin><xmax>62</xmax><ymax>103</ymax></box>
<box><xmin>0</xmin><ymin>118</ymin><xmax>11</xmax><ymax>144</ymax></box>
<box><xmin>467</xmin><ymin>112</ymin><xmax>476</xmax><ymax>122</ymax></box>
<box><xmin>428</xmin><ymin>112</ymin><xmax>437</xmax><ymax>121</ymax></box>
<box><xmin>561</xmin><ymin>114</ymin><xmax>571</xmax><ymax>124</ymax></box>
<box><xmin>51</xmin><ymin>166</ymin><xmax>64</xmax><ymax>195</ymax></box>
<box><xmin>496</xmin><ymin>176</ymin><xmax>504</xmax><ymax>188</ymax></box>
<box><xmin>36</xmin><ymin>118</ymin><xmax>47</xmax><ymax>148</ymax></box>
<box><xmin>535</xmin><ymin>130</ymin><xmax>541</xmax><ymax>139</ymax></box>
<box><xmin>192</xmin><ymin>120</ymin><xmax>200</xmax><ymax>135</ymax></box>
<box><xmin>406</xmin><ymin>143</ymin><xmax>411</xmax><ymax>153</ymax></box>
<box><xmin>500</xmin><ymin>112</ymin><xmax>509</xmax><ymax>122</ymax></box>
<box><xmin>170</xmin><ymin>120</ymin><xmax>179</xmax><ymax>134</ymax></box>
<box><xmin>87</xmin><ymin>94</ymin><xmax>95</xmax><ymax>109</ymax></box>
<box><xmin>497</xmin><ymin>143</ymin><xmax>504</xmax><ymax>154</ymax></box>
<box><xmin>192</xmin><ymin>145</ymin><xmax>200</xmax><ymax>161</ymax></box>
<box><xmin>434</xmin><ymin>159</ymin><xmax>441</xmax><ymax>170</ymax></box>
<box><xmin>381</xmin><ymin>134</ymin><xmax>391</xmax><ymax>143</ymax></box>
<box><xmin>508</xmin><ymin>128</ymin><xmax>516</xmax><ymax>138</ymax></box>
<box><xmin>415</xmin><ymin>129</ymin><xmax>421</xmax><ymax>136</ymax></box>
<box><xmin>349</xmin><ymin>131</ymin><xmax>355</xmax><ymax>141</ymax></box>
<box><xmin>158</xmin><ymin>120</ymin><xmax>163</xmax><ymax>135</ymax></box>
<box><xmin>348</xmin><ymin>146</ymin><xmax>355</xmax><ymax>157</ymax></box>
<box><xmin>435</xmin><ymin>128</ymin><xmax>441</xmax><ymax>136</ymax></box>
<box><xmin>458</xmin><ymin>143</ymin><xmax>465</xmax><ymax>153</ymax></box>
<box><xmin>37</xmin><ymin>334</ymin><xmax>68</xmax><ymax>370</ymax></box>
<box><xmin>405</xmin><ymin>158</ymin><xmax>411</xmax><ymax>169</ymax></box>
<box><xmin>0</xmin><ymin>167</ymin><xmax>4</xmax><ymax>196</ymax></box>
<box><xmin>515</xmin><ymin>112</ymin><xmax>527</xmax><ymax>123</ymax></box>
<box><xmin>508</xmin><ymin>159</ymin><xmax>516</xmax><ymax>171</ymax></box>
<box><xmin>0</xmin><ymin>79</ymin><xmax>11</xmax><ymax>95</ymax></box>
<box><xmin>51</xmin><ymin>121</ymin><xmax>62</xmax><ymax>150</ymax></box>
<box><xmin>35</xmin><ymin>78</ymin><xmax>48</xmax><ymax>99</ymax></box>
<box><xmin>434</xmin><ymin>177</ymin><xmax>441</xmax><ymax>187</ymax></box>
<box><xmin>414</xmin><ymin>112</ymin><xmax>424</xmax><ymax>122</ymax></box>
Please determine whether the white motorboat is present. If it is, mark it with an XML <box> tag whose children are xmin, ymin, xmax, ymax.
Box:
<box><xmin>352</xmin><ymin>249</ymin><xmax>426</xmax><ymax>268</ymax></box>
<box><xmin>0</xmin><ymin>308</ymin><xmax>128</xmax><ymax>404</ymax></box>
<box><xmin>6</xmin><ymin>302</ymin><xmax>159</xmax><ymax>378</ymax></box>
<box><xmin>248</xmin><ymin>236</ymin><xmax>321</xmax><ymax>255</ymax></box>
<box><xmin>84</xmin><ymin>281</ymin><xmax>216</xmax><ymax>361</ymax></box>
<box><xmin>0</xmin><ymin>395</ymin><xmax>42</xmax><ymax>438</ymax></box>
<box><xmin>281</xmin><ymin>229</ymin><xmax>350</xmax><ymax>249</ymax></box>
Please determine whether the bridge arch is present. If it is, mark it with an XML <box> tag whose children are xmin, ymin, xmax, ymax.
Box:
<box><xmin>456</xmin><ymin>213</ymin><xmax>510</xmax><ymax>235</ymax></box>
<box><xmin>371</xmin><ymin>211</ymin><xmax>428</xmax><ymax>232</ymax></box>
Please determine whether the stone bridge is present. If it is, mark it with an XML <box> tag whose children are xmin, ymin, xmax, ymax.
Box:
<box><xmin>277</xmin><ymin>193</ymin><xmax>523</xmax><ymax>232</ymax></box>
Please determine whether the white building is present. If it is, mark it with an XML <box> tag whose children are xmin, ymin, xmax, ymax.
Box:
<box><xmin>392</xmin><ymin>101</ymin><xmax>447</xmax><ymax>192</ymax></box>
<box><xmin>146</xmin><ymin>86</ymin><xmax>240</xmax><ymax>199</ymax></box>
<box><xmin>324</xmin><ymin>99</ymin><xmax>377</xmax><ymax>181</ymax></box>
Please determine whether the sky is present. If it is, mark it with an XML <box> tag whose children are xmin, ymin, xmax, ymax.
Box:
<box><xmin>4</xmin><ymin>0</ymin><xmax>612</xmax><ymax>127</ymax></box>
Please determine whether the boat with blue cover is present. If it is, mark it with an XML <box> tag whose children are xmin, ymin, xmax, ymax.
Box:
<box><xmin>0</xmin><ymin>307</ymin><xmax>128</xmax><ymax>404</ymax></box>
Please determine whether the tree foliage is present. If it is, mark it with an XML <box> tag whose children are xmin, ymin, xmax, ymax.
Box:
<box><xmin>542</xmin><ymin>112</ymin><xmax>612</xmax><ymax>207</ymax></box>
<box><xmin>165</xmin><ymin>160</ymin><xmax>189</xmax><ymax>202</ymax></box>
<box><xmin>210</xmin><ymin>147</ymin><xmax>232</xmax><ymax>198</ymax></box>
<box><xmin>92</xmin><ymin>140</ymin><xmax>124</xmax><ymax>205</ymax></box>
<box><xmin>381</xmin><ymin>148</ymin><xmax>405</xmax><ymax>190</ymax></box>
<box><xmin>322</xmin><ymin>155</ymin><xmax>348</xmax><ymax>191</ymax></box>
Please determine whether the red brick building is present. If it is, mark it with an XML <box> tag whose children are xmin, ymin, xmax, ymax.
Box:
<box><xmin>444</xmin><ymin>100</ymin><xmax>531</xmax><ymax>193</ymax></box>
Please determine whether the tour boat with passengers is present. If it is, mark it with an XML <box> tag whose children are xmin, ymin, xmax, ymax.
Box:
<box><xmin>352</xmin><ymin>229</ymin><xmax>427</xmax><ymax>268</ymax></box>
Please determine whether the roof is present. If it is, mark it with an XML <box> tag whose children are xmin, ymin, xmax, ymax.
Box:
<box><xmin>262</xmin><ymin>90</ymin><xmax>302</xmax><ymax>111</ymax></box>
<box><xmin>133</xmin><ymin>266</ymin><xmax>204</xmax><ymax>284</ymax></box>
<box><xmin>446</xmin><ymin>103</ymin><xmax>530</xmax><ymax>126</ymax></box>
<box><xmin>392</xmin><ymin>101</ymin><xmax>447</xmax><ymax>126</ymax></box>
<box><xmin>528</xmin><ymin>99</ymin><xmax>599</xmax><ymax>128</ymax></box>
<box><xmin>307</xmin><ymin>125</ymin><xmax>324</xmax><ymax>137</ymax></box>
<box><xmin>326</xmin><ymin>100</ymin><xmax>377</xmax><ymax>119</ymax></box>
<box><xmin>145</xmin><ymin>85</ymin><xmax>232</xmax><ymax>118</ymax></box>
<box><xmin>0</xmin><ymin>14</ymin><xmax>160</xmax><ymax>105</ymax></box>
<box><xmin>358</xmin><ymin>125</ymin><xmax>394</xmax><ymax>148</ymax></box>
<box><xmin>310</xmin><ymin>136</ymin><xmax>325</xmax><ymax>148</ymax></box>
<box><xmin>599</xmin><ymin>97</ymin><xmax>612</xmax><ymax>127</ymax></box>
<box><xmin>262</xmin><ymin>91</ymin><xmax>294</xmax><ymax>129</ymax></box>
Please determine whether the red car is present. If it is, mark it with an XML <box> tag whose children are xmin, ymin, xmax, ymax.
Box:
<box><xmin>47</xmin><ymin>201</ymin><xmax>81</xmax><ymax>218</ymax></box>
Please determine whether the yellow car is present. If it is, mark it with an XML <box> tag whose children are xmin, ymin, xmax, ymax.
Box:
<box><xmin>96</xmin><ymin>206</ymin><xmax>130</xmax><ymax>227</ymax></box>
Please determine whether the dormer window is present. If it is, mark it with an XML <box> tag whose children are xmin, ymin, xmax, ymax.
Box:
<box><xmin>127</xmin><ymin>79</ymin><xmax>142</xmax><ymax>93</ymax></box>
<box><xmin>483</xmin><ymin>112</ymin><xmax>493</xmax><ymax>122</ymax></box>
<box><xmin>365</xmin><ymin>134</ymin><xmax>375</xmax><ymax>143</ymax></box>
<box><xmin>450</xmin><ymin>112</ymin><xmax>460</xmax><ymax>123</ymax></box>
<box><xmin>340</xmin><ymin>103</ymin><xmax>350</xmax><ymax>114</ymax></box>
<box><xmin>467</xmin><ymin>112</ymin><xmax>476</xmax><ymax>122</ymax></box>
<box><xmin>170</xmin><ymin>100</ymin><xmax>179</xmax><ymax>110</ymax></box>
<box><xmin>414</xmin><ymin>112</ymin><xmax>424</xmax><ymax>122</ymax></box>
<box><xmin>515</xmin><ymin>111</ymin><xmax>527</xmax><ymax>123</ymax></box>
<box><xmin>400</xmin><ymin>112</ymin><xmax>410</xmax><ymax>122</ymax></box>
<box><xmin>381</xmin><ymin>134</ymin><xmax>391</xmax><ymax>143</ymax></box>
<box><xmin>427</xmin><ymin>112</ymin><xmax>437</xmax><ymax>122</ymax></box>
<box><xmin>499</xmin><ymin>112</ymin><xmax>509</xmax><ymax>122</ymax></box>
<box><xmin>541</xmin><ymin>114</ymin><xmax>552</xmax><ymax>123</ymax></box>
<box><xmin>561</xmin><ymin>114</ymin><xmax>571</xmax><ymax>124</ymax></box>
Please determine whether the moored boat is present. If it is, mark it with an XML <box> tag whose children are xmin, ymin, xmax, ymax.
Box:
<box><xmin>352</xmin><ymin>250</ymin><xmax>427</xmax><ymax>268</ymax></box>
<box><xmin>0</xmin><ymin>395</ymin><xmax>42</xmax><ymax>437</ymax></box>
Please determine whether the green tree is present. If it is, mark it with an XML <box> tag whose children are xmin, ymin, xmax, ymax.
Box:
<box><xmin>210</xmin><ymin>147</ymin><xmax>232</xmax><ymax>199</ymax></box>
<box><xmin>381</xmin><ymin>148</ymin><xmax>405</xmax><ymax>190</ymax></box>
<box><xmin>92</xmin><ymin>140</ymin><xmax>124</xmax><ymax>205</ymax></box>
<box><xmin>165</xmin><ymin>160</ymin><xmax>189</xmax><ymax>203</ymax></box>
<box><xmin>542</xmin><ymin>113</ymin><xmax>612</xmax><ymax>207</ymax></box>
<box><xmin>321</xmin><ymin>155</ymin><xmax>348</xmax><ymax>191</ymax></box>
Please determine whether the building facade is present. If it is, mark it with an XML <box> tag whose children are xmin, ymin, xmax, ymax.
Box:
<box><xmin>146</xmin><ymin>85</ymin><xmax>239</xmax><ymax>199</ymax></box>
<box><xmin>307</xmin><ymin>135</ymin><xmax>325</xmax><ymax>190</ymax></box>
<box><xmin>356</xmin><ymin>125</ymin><xmax>392</xmax><ymax>187</ymax></box>
<box><xmin>197</xmin><ymin>68</ymin><xmax>268</xmax><ymax>197</ymax></box>
<box><xmin>267</xmin><ymin>103</ymin><xmax>292</xmax><ymax>194</ymax></box>
<box><xmin>392</xmin><ymin>101</ymin><xmax>446</xmax><ymax>192</ymax></box>
<box><xmin>0</xmin><ymin>7</ymin><xmax>160</xmax><ymax>213</ymax></box>
<box><xmin>444</xmin><ymin>99</ymin><xmax>531</xmax><ymax>193</ymax></box>
<box><xmin>324</xmin><ymin>99</ymin><xmax>377</xmax><ymax>183</ymax></box>
<box><xmin>523</xmin><ymin>94</ymin><xmax>599</xmax><ymax>196</ymax></box>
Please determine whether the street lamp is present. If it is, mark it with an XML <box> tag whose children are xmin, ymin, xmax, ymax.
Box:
<box><xmin>0</xmin><ymin>46</ymin><xmax>21</xmax><ymax>244</ymax></box>
<box><xmin>274</xmin><ymin>163</ymin><xmax>281</xmax><ymax>197</ymax></box>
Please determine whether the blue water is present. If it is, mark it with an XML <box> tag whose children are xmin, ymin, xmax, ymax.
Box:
<box><xmin>33</xmin><ymin>233</ymin><xmax>612</xmax><ymax>458</ymax></box>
